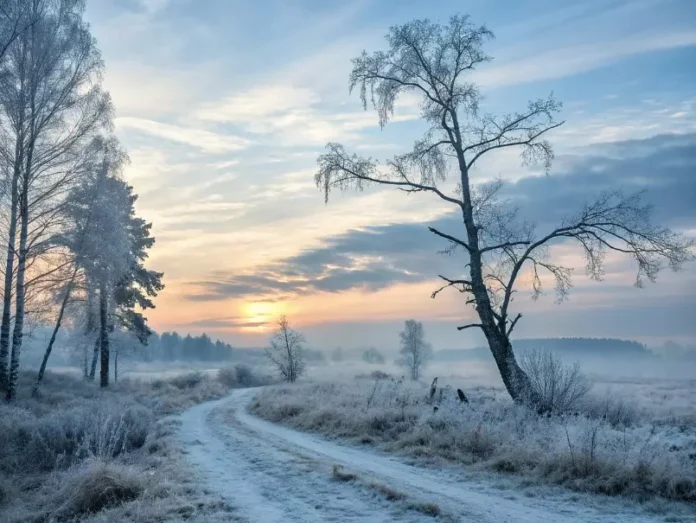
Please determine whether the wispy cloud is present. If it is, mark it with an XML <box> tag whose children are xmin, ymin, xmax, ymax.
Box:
<box><xmin>184</xmin><ymin>316</ymin><xmax>270</xmax><ymax>329</ymax></box>
<box><xmin>116</xmin><ymin>117</ymin><xmax>251</xmax><ymax>153</ymax></box>
<box><xmin>211</xmin><ymin>160</ymin><xmax>240</xmax><ymax>170</ymax></box>
<box><xmin>104</xmin><ymin>61</ymin><xmax>221</xmax><ymax>118</ymax></box>
<box><xmin>195</xmin><ymin>85</ymin><xmax>420</xmax><ymax>146</ymax></box>
<box><xmin>136</xmin><ymin>0</ymin><xmax>172</xmax><ymax>15</ymax></box>
<box><xmin>477</xmin><ymin>30</ymin><xmax>696</xmax><ymax>88</ymax></box>
<box><xmin>554</xmin><ymin>98</ymin><xmax>696</xmax><ymax>148</ymax></box>
<box><xmin>191</xmin><ymin>132</ymin><xmax>696</xmax><ymax>302</ymax></box>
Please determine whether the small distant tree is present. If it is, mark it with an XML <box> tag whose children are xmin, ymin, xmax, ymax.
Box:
<box><xmin>362</xmin><ymin>347</ymin><xmax>385</xmax><ymax>364</ymax></box>
<box><xmin>397</xmin><ymin>320</ymin><xmax>432</xmax><ymax>380</ymax></box>
<box><xmin>331</xmin><ymin>346</ymin><xmax>343</xmax><ymax>362</ymax></box>
<box><xmin>265</xmin><ymin>316</ymin><xmax>306</xmax><ymax>383</ymax></box>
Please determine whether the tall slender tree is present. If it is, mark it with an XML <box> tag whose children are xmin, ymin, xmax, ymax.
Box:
<box><xmin>315</xmin><ymin>15</ymin><xmax>694</xmax><ymax>403</ymax></box>
<box><xmin>0</xmin><ymin>15</ymin><xmax>28</xmax><ymax>390</ymax></box>
<box><xmin>265</xmin><ymin>316</ymin><xmax>306</xmax><ymax>383</ymax></box>
<box><xmin>80</xmin><ymin>176</ymin><xmax>161</xmax><ymax>388</ymax></box>
<box><xmin>397</xmin><ymin>319</ymin><xmax>432</xmax><ymax>381</ymax></box>
<box><xmin>70</xmin><ymin>161</ymin><xmax>133</xmax><ymax>388</ymax></box>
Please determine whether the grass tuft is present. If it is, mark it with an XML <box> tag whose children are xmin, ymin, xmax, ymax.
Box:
<box><xmin>331</xmin><ymin>464</ymin><xmax>358</xmax><ymax>482</ymax></box>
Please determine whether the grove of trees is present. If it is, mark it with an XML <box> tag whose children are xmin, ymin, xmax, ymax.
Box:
<box><xmin>0</xmin><ymin>0</ymin><xmax>162</xmax><ymax>398</ymax></box>
<box><xmin>314</xmin><ymin>15</ymin><xmax>694</xmax><ymax>404</ymax></box>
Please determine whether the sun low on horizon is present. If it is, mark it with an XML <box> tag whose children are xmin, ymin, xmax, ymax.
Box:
<box><xmin>83</xmin><ymin>0</ymin><xmax>696</xmax><ymax>350</ymax></box>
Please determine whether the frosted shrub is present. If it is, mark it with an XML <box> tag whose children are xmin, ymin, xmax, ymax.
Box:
<box><xmin>78</xmin><ymin>402</ymin><xmax>152</xmax><ymax>460</ymax></box>
<box><xmin>217</xmin><ymin>364</ymin><xmax>272</xmax><ymax>388</ymax></box>
<box><xmin>581</xmin><ymin>392</ymin><xmax>642</xmax><ymax>427</ymax></box>
<box><xmin>520</xmin><ymin>349</ymin><xmax>592</xmax><ymax>413</ymax></box>
<box><xmin>234</xmin><ymin>364</ymin><xmax>255</xmax><ymax>387</ymax></box>
<box><xmin>217</xmin><ymin>367</ymin><xmax>238</xmax><ymax>388</ymax></box>
<box><xmin>48</xmin><ymin>460</ymin><xmax>145</xmax><ymax>520</ymax></box>
<box><xmin>0</xmin><ymin>400</ymin><xmax>152</xmax><ymax>473</ymax></box>
<box><xmin>167</xmin><ymin>372</ymin><xmax>205</xmax><ymax>390</ymax></box>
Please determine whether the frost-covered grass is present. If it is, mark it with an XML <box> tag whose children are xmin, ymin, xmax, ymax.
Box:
<box><xmin>0</xmin><ymin>366</ymin><xmax>269</xmax><ymax>522</ymax></box>
<box><xmin>249</xmin><ymin>376</ymin><xmax>696</xmax><ymax>504</ymax></box>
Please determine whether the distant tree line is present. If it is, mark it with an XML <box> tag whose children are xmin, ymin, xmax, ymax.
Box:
<box><xmin>140</xmin><ymin>330</ymin><xmax>327</xmax><ymax>364</ymax></box>
<box><xmin>513</xmin><ymin>338</ymin><xmax>650</xmax><ymax>356</ymax></box>
<box><xmin>436</xmin><ymin>337</ymin><xmax>652</xmax><ymax>362</ymax></box>
<box><xmin>143</xmin><ymin>332</ymin><xmax>236</xmax><ymax>362</ymax></box>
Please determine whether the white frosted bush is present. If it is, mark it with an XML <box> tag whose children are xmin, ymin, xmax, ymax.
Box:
<box><xmin>520</xmin><ymin>349</ymin><xmax>592</xmax><ymax>413</ymax></box>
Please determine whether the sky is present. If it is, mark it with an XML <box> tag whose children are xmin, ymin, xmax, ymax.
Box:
<box><xmin>83</xmin><ymin>0</ymin><xmax>696</xmax><ymax>350</ymax></box>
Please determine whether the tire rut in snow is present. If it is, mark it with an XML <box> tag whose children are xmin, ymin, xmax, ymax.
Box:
<box><xmin>178</xmin><ymin>397</ymin><xmax>433</xmax><ymax>523</ymax></box>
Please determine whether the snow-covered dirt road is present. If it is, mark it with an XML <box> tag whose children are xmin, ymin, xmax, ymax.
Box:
<box><xmin>177</xmin><ymin>389</ymin><xmax>676</xmax><ymax>523</ymax></box>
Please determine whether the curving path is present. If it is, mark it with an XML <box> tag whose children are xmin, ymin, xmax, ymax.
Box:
<box><xmin>177</xmin><ymin>389</ymin><xmax>672</xmax><ymax>523</ymax></box>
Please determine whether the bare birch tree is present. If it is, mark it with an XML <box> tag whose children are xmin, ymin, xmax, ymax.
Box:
<box><xmin>397</xmin><ymin>319</ymin><xmax>432</xmax><ymax>381</ymax></box>
<box><xmin>315</xmin><ymin>15</ymin><xmax>695</xmax><ymax>404</ymax></box>
<box><xmin>265</xmin><ymin>316</ymin><xmax>306</xmax><ymax>383</ymax></box>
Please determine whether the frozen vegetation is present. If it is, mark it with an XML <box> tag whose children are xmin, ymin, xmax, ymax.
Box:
<box><xmin>249</xmin><ymin>363</ymin><xmax>696</xmax><ymax>508</ymax></box>
<box><xmin>0</xmin><ymin>366</ymin><xmax>272</xmax><ymax>523</ymax></box>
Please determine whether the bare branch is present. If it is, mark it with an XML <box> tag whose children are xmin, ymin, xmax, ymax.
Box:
<box><xmin>500</xmin><ymin>189</ymin><xmax>695</xmax><ymax>318</ymax></box>
<box><xmin>316</xmin><ymin>143</ymin><xmax>463</xmax><ymax>208</ymax></box>
<box><xmin>427</xmin><ymin>226</ymin><xmax>470</xmax><ymax>252</ymax></box>
<box><xmin>464</xmin><ymin>98</ymin><xmax>563</xmax><ymax>173</ymax></box>
<box><xmin>430</xmin><ymin>274</ymin><xmax>472</xmax><ymax>298</ymax></box>
<box><xmin>481</xmin><ymin>240</ymin><xmax>531</xmax><ymax>254</ymax></box>
<box><xmin>506</xmin><ymin>313</ymin><xmax>522</xmax><ymax>336</ymax></box>
<box><xmin>457</xmin><ymin>323</ymin><xmax>484</xmax><ymax>331</ymax></box>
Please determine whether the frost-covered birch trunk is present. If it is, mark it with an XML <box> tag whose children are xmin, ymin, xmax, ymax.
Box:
<box><xmin>0</xmin><ymin>35</ymin><xmax>27</xmax><ymax>392</ymax></box>
<box><xmin>7</xmin><ymin>151</ymin><xmax>30</xmax><ymax>400</ymax></box>
<box><xmin>0</xmin><ymin>144</ymin><xmax>22</xmax><ymax>391</ymax></box>
<box><xmin>98</xmin><ymin>278</ymin><xmax>109</xmax><ymax>388</ymax></box>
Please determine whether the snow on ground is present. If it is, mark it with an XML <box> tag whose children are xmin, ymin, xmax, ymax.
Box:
<box><xmin>178</xmin><ymin>392</ymin><xmax>427</xmax><ymax>523</ymax></box>
<box><xmin>177</xmin><ymin>389</ymin><xmax>686</xmax><ymax>523</ymax></box>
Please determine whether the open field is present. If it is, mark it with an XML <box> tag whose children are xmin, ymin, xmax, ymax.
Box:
<box><xmin>249</xmin><ymin>361</ymin><xmax>696</xmax><ymax>513</ymax></box>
